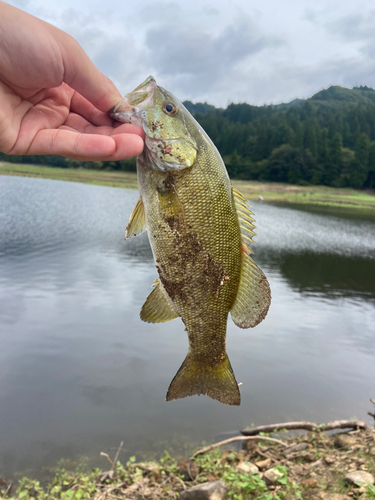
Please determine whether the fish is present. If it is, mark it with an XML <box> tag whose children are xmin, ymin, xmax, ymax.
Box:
<box><xmin>110</xmin><ymin>76</ymin><xmax>271</xmax><ymax>406</ymax></box>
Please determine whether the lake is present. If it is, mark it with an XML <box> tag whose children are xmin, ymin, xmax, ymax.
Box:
<box><xmin>0</xmin><ymin>174</ymin><xmax>374</xmax><ymax>477</ymax></box>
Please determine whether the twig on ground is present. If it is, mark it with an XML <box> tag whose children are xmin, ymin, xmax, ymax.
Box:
<box><xmin>98</xmin><ymin>440</ymin><xmax>124</xmax><ymax>480</ymax></box>
<box><xmin>241</xmin><ymin>419</ymin><xmax>366</xmax><ymax>436</ymax></box>
<box><xmin>105</xmin><ymin>482</ymin><xmax>126</xmax><ymax>494</ymax></box>
<box><xmin>309</xmin><ymin>458</ymin><xmax>323</xmax><ymax>469</ymax></box>
<box><xmin>169</xmin><ymin>473</ymin><xmax>187</xmax><ymax>490</ymax></box>
<box><xmin>100</xmin><ymin>452</ymin><xmax>113</xmax><ymax>467</ymax></box>
<box><xmin>369</xmin><ymin>399</ymin><xmax>375</xmax><ymax>418</ymax></box>
<box><xmin>187</xmin><ymin>462</ymin><xmax>195</xmax><ymax>481</ymax></box>
<box><xmin>112</xmin><ymin>441</ymin><xmax>124</xmax><ymax>473</ymax></box>
<box><xmin>256</xmin><ymin>449</ymin><xmax>273</xmax><ymax>459</ymax></box>
<box><xmin>191</xmin><ymin>435</ymin><xmax>287</xmax><ymax>459</ymax></box>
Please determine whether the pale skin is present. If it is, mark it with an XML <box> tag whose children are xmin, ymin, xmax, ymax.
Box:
<box><xmin>0</xmin><ymin>1</ymin><xmax>144</xmax><ymax>161</ymax></box>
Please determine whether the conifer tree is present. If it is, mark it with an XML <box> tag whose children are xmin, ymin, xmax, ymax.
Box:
<box><xmin>325</xmin><ymin>133</ymin><xmax>343</xmax><ymax>186</ymax></box>
<box><xmin>351</xmin><ymin>133</ymin><xmax>370</xmax><ymax>187</ymax></box>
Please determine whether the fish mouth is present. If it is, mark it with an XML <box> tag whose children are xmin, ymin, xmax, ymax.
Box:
<box><xmin>110</xmin><ymin>76</ymin><xmax>157</xmax><ymax>125</ymax></box>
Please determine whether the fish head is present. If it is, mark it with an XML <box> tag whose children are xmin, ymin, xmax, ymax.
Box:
<box><xmin>110</xmin><ymin>76</ymin><xmax>197</xmax><ymax>172</ymax></box>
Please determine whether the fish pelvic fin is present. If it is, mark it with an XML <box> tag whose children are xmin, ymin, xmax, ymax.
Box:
<box><xmin>140</xmin><ymin>279</ymin><xmax>179</xmax><ymax>323</ymax></box>
<box><xmin>166</xmin><ymin>352</ymin><xmax>240</xmax><ymax>406</ymax></box>
<box><xmin>125</xmin><ymin>197</ymin><xmax>146</xmax><ymax>240</ymax></box>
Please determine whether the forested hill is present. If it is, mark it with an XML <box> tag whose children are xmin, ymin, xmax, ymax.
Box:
<box><xmin>1</xmin><ymin>85</ymin><xmax>375</xmax><ymax>189</ymax></box>
<box><xmin>183</xmin><ymin>85</ymin><xmax>375</xmax><ymax>189</ymax></box>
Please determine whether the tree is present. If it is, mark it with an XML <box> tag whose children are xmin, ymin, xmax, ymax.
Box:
<box><xmin>303</xmin><ymin>122</ymin><xmax>317</xmax><ymax>158</ymax></box>
<box><xmin>324</xmin><ymin>133</ymin><xmax>343</xmax><ymax>186</ymax></box>
<box><xmin>262</xmin><ymin>145</ymin><xmax>306</xmax><ymax>184</ymax></box>
<box><xmin>274</xmin><ymin>123</ymin><xmax>293</xmax><ymax>148</ymax></box>
<box><xmin>365</xmin><ymin>141</ymin><xmax>375</xmax><ymax>188</ymax></box>
<box><xmin>350</xmin><ymin>133</ymin><xmax>370</xmax><ymax>188</ymax></box>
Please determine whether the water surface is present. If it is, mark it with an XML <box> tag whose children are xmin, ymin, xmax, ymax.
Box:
<box><xmin>0</xmin><ymin>175</ymin><xmax>374</xmax><ymax>476</ymax></box>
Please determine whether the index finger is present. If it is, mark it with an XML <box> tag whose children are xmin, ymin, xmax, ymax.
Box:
<box><xmin>59</xmin><ymin>33</ymin><xmax>122</xmax><ymax>112</ymax></box>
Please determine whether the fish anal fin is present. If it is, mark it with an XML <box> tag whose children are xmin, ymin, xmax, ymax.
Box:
<box><xmin>140</xmin><ymin>280</ymin><xmax>179</xmax><ymax>323</ymax></box>
<box><xmin>230</xmin><ymin>254</ymin><xmax>271</xmax><ymax>328</ymax></box>
<box><xmin>125</xmin><ymin>197</ymin><xmax>146</xmax><ymax>240</ymax></box>
<box><xmin>166</xmin><ymin>353</ymin><xmax>240</xmax><ymax>406</ymax></box>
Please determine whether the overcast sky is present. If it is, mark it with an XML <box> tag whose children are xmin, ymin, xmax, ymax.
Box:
<box><xmin>7</xmin><ymin>0</ymin><xmax>375</xmax><ymax>107</ymax></box>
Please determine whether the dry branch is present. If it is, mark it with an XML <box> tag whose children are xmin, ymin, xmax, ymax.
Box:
<box><xmin>241</xmin><ymin>419</ymin><xmax>366</xmax><ymax>436</ymax></box>
<box><xmin>112</xmin><ymin>441</ymin><xmax>124</xmax><ymax>473</ymax></box>
<box><xmin>191</xmin><ymin>435</ymin><xmax>287</xmax><ymax>458</ymax></box>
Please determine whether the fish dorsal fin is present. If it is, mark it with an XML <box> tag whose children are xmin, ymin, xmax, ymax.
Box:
<box><xmin>125</xmin><ymin>197</ymin><xmax>146</xmax><ymax>240</ymax></box>
<box><xmin>232</xmin><ymin>187</ymin><xmax>256</xmax><ymax>253</ymax></box>
<box><xmin>140</xmin><ymin>279</ymin><xmax>179</xmax><ymax>323</ymax></box>
<box><xmin>230</xmin><ymin>187</ymin><xmax>271</xmax><ymax>328</ymax></box>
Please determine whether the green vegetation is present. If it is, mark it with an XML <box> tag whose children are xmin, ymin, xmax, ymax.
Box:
<box><xmin>0</xmin><ymin>163</ymin><xmax>139</xmax><ymax>190</ymax></box>
<box><xmin>2</xmin><ymin>85</ymin><xmax>375</xmax><ymax>192</ymax></box>
<box><xmin>1</xmin><ymin>426</ymin><xmax>374</xmax><ymax>499</ymax></box>
<box><xmin>186</xmin><ymin>85</ymin><xmax>375</xmax><ymax>190</ymax></box>
<box><xmin>231</xmin><ymin>179</ymin><xmax>375</xmax><ymax>211</ymax></box>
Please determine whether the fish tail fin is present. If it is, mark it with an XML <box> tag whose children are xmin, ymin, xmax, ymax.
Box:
<box><xmin>166</xmin><ymin>352</ymin><xmax>240</xmax><ymax>406</ymax></box>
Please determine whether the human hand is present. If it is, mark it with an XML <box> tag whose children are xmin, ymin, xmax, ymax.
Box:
<box><xmin>0</xmin><ymin>1</ymin><xmax>144</xmax><ymax>161</ymax></box>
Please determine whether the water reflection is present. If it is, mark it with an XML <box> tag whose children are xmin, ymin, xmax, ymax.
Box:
<box><xmin>0</xmin><ymin>175</ymin><xmax>374</xmax><ymax>477</ymax></box>
<box><xmin>261</xmin><ymin>251</ymin><xmax>375</xmax><ymax>301</ymax></box>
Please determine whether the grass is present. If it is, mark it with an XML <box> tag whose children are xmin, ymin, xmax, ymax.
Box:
<box><xmin>231</xmin><ymin>179</ymin><xmax>375</xmax><ymax>211</ymax></box>
<box><xmin>1</xmin><ymin>162</ymin><xmax>375</xmax><ymax>211</ymax></box>
<box><xmin>0</xmin><ymin>163</ymin><xmax>139</xmax><ymax>190</ymax></box>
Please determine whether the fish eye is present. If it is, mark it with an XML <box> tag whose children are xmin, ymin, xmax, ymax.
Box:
<box><xmin>163</xmin><ymin>101</ymin><xmax>177</xmax><ymax>116</ymax></box>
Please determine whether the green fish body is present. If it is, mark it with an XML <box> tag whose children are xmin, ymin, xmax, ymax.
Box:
<box><xmin>111</xmin><ymin>77</ymin><xmax>271</xmax><ymax>406</ymax></box>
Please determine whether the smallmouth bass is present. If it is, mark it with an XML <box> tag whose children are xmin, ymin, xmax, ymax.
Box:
<box><xmin>110</xmin><ymin>76</ymin><xmax>271</xmax><ymax>406</ymax></box>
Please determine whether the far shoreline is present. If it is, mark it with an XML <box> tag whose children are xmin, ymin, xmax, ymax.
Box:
<box><xmin>1</xmin><ymin>162</ymin><xmax>375</xmax><ymax>212</ymax></box>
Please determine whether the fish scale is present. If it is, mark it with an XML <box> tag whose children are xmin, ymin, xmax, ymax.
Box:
<box><xmin>110</xmin><ymin>76</ymin><xmax>271</xmax><ymax>405</ymax></box>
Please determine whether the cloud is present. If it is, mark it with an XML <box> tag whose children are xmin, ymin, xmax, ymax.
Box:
<box><xmin>256</xmin><ymin>54</ymin><xmax>375</xmax><ymax>105</ymax></box>
<box><xmin>328</xmin><ymin>11</ymin><xmax>375</xmax><ymax>60</ymax></box>
<box><xmin>306</xmin><ymin>7</ymin><xmax>375</xmax><ymax>54</ymax></box>
<box><xmin>40</xmin><ymin>7</ymin><xmax>151</xmax><ymax>95</ymax></box>
<box><xmin>330</xmin><ymin>14</ymin><xmax>373</xmax><ymax>42</ymax></box>
<box><xmin>140</xmin><ymin>5</ymin><xmax>284</xmax><ymax>103</ymax></box>
<box><xmin>7</xmin><ymin>0</ymin><xmax>375</xmax><ymax>106</ymax></box>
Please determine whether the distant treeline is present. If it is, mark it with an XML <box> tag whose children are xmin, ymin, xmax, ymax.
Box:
<box><xmin>1</xmin><ymin>84</ymin><xmax>375</xmax><ymax>189</ymax></box>
<box><xmin>184</xmin><ymin>85</ymin><xmax>375</xmax><ymax>189</ymax></box>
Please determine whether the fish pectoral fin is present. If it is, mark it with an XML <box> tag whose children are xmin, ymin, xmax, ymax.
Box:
<box><xmin>230</xmin><ymin>253</ymin><xmax>271</xmax><ymax>328</ymax></box>
<box><xmin>230</xmin><ymin>186</ymin><xmax>271</xmax><ymax>328</ymax></box>
<box><xmin>140</xmin><ymin>279</ymin><xmax>179</xmax><ymax>323</ymax></box>
<box><xmin>125</xmin><ymin>197</ymin><xmax>146</xmax><ymax>240</ymax></box>
<box><xmin>166</xmin><ymin>353</ymin><xmax>240</xmax><ymax>406</ymax></box>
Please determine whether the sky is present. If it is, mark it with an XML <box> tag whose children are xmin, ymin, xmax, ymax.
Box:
<box><xmin>7</xmin><ymin>0</ymin><xmax>375</xmax><ymax>107</ymax></box>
